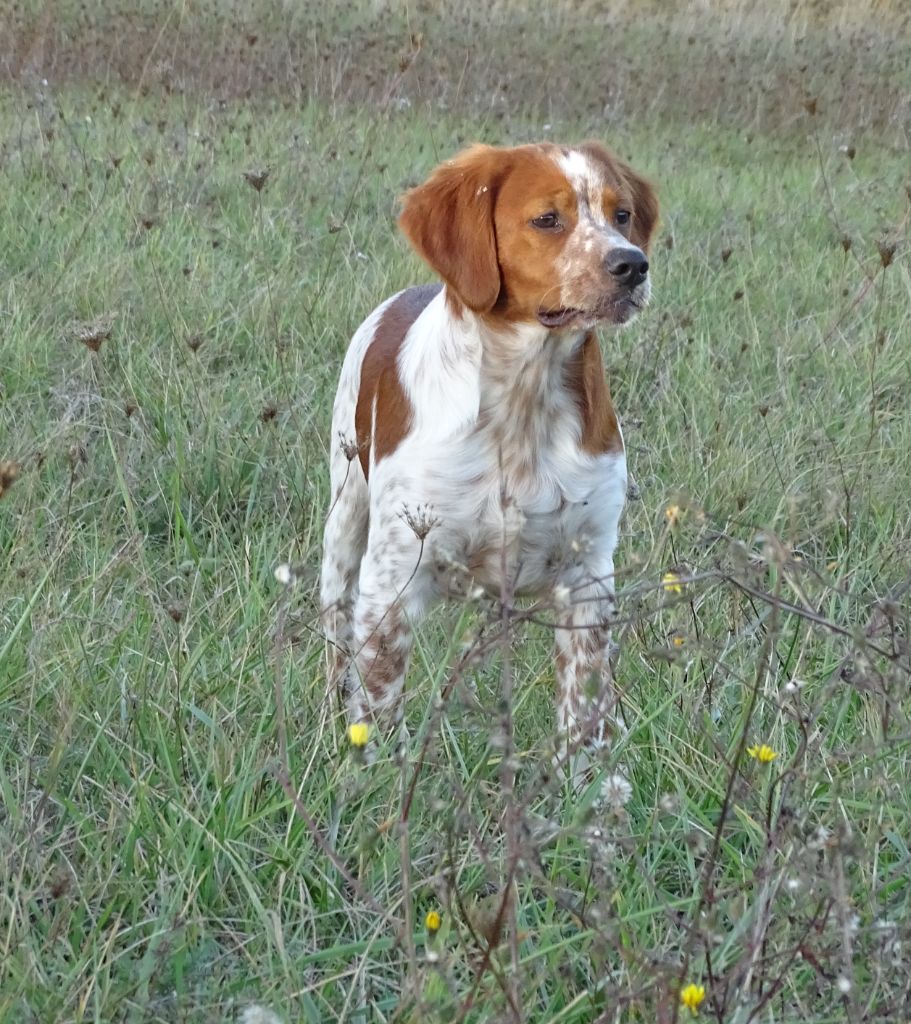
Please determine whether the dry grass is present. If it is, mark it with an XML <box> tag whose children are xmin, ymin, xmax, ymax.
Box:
<box><xmin>3</xmin><ymin>0</ymin><xmax>910</xmax><ymax>133</ymax></box>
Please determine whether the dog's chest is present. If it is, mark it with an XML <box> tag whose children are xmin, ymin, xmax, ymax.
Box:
<box><xmin>427</xmin><ymin>422</ymin><xmax>627</xmax><ymax>594</ymax></box>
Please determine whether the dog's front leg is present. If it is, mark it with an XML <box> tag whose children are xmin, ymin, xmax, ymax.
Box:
<box><xmin>554</xmin><ymin>569</ymin><xmax>619</xmax><ymax>763</ymax></box>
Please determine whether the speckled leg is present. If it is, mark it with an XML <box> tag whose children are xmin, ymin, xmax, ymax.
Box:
<box><xmin>347</xmin><ymin>516</ymin><xmax>435</xmax><ymax>746</ymax></box>
<box><xmin>554</xmin><ymin>568</ymin><xmax>618</xmax><ymax>759</ymax></box>
<box><xmin>320</xmin><ymin>444</ymin><xmax>369</xmax><ymax>709</ymax></box>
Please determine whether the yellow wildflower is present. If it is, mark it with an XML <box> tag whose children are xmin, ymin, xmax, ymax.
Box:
<box><xmin>665</xmin><ymin>504</ymin><xmax>682</xmax><ymax>526</ymax></box>
<box><xmin>747</xmin><ymin>743</ymin><xmax>778</xmax><ymax>763</ymax></box>
<box><xmin>680</xmin><ymin>982</ymin><xmax>706</xmax><ymax>1015</ymax></box>
<box><xmin>672</xmin><ymin>635</ymin><xmax>685</xmax><ymax>647</ymax></box>
<box><xmin>425</xmin><ymin>910</ymin><xmax>441</xmax><ymax>933</ymax></box>
<box><xmin>347</xmin><ymin>723</ymin><xmax>370</xmax><ymax>748</ymax></box>
<box><xmin>662</xmin><ymin>572</ymin><xmax>684</xmax><ymax>594</ymax></box>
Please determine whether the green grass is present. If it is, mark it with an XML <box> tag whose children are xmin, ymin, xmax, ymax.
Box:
<box><xmin>1</xmin><ymin>2</ymin><xmax>911</xmax><ymax>1021</ymax></box>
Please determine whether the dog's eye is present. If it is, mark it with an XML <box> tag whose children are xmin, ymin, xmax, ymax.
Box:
<box><xmin>531</xmin><ymin>212</ymin><xmax>561</xmax><ymax>230</ymax></box>
<box><xmin>616</xmin><ymin>210</ymin><xmax>631</xmax><ymax>226</ymax></box>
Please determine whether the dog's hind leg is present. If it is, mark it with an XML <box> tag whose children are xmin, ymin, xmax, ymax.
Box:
<box><xmin>320</xmin><ymin>435</ymin><xmax>369</xmax><ymax>711</ymax></box>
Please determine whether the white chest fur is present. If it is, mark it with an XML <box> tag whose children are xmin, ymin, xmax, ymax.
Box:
<box><xmin>372</xmin><ymin>307</ymin><xmax>627</xmax><ymax>597</ymax></box>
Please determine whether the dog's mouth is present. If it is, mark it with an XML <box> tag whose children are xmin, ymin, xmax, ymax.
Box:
<box><xmin>537</xmin><ymin>296</ymin><xmax>642</xmax><ymax>330</ymax></box>
<box><xmin>536</xmin><ymin>307</ymin><xmax>583</xmax><ymax>329</ymax></box>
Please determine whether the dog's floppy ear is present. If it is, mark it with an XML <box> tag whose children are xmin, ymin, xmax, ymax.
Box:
<box><xmin>579</xmin><ymin>141</ymin><xmax>659</xmax><ymax>253</ymax></box>
<box><xmin>399</xmin><ymin>145</ymin><xmax>505</xmax><ymax>313</ymax></box>
<box><xmin>623</xmin><ymin>164</ymin><xmax>659</xmax><ymax>254</ymax></box>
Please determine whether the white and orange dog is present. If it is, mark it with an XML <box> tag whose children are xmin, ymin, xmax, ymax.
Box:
<box><xmin>320</xmin><ymin>141</ymin><xmax>657</xmax><ymax>756</ymax></box>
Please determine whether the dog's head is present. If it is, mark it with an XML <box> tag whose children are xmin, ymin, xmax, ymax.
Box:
<box><xmin>399</xmin><ymin>141</ymin><xmax>658</xmax><ymax>329</ymax></box>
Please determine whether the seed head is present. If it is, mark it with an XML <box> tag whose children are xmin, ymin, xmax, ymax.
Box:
<box><xmin>243</xmin><ymin>168</ymin><xmax>270</xmax><ymax>192</ymax></box>
<box><xmin>0</xmin><ymin>461</ymin><xmax>20</xmax><ymax>500</ymax></box>
<box><xmin>877</xmin><ymin>241</ymin><xmax>896</xmax><ymax>269</ymax></box>
<box><xmin>72</xmin><ymin>313</ymin><xmax>116</xmax><ymax>352</ymax></box>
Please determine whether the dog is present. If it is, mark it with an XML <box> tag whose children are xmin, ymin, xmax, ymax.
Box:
<box><xmin>320</xmin><ymin>141</ymin><xmax>657</xmax><ymax>757</ymax></box>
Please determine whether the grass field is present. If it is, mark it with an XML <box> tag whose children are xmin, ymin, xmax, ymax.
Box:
<box><xmin>1</xmin><ymin>1</ymin><xmax>910</xmax><ymax>1021</ymax></box>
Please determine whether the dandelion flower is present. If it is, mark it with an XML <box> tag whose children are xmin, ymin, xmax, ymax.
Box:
<box><xmin>662</xmin><ymin>572</ymin><xmax>684</xmax><ymax>595</ymax></box>
<box><xmin>601</xmin><ymin>773</ymin><xmax>632</xmax><ymax>810</ymax></box>
<box><xmin>240</xmin><ymin>1007</ymin><xmax>283</xmax><ymax>1024</ymax></box>
<box><xmin>746</xmin><ymin>743</ymin><xmax>777</xmax><ymax>763</ymax></box>
<box><xmin>347</xmin><ymin>723</ymin><xmax>370</xmax><ymax>748</ymax></box>
<box><xmin>680</xmin><ymin>982</ymin><xmax>706</xmax><ymax>1015</ymax></box>
<box><xmin>672</xmin><ymin>635</ymin><xmax>685</xmax><ymax>647</ymax></box>
<box><xmin>665</xmin><ymin>504</ymin><xmax>682</xmax><ymax>526</ymax></box>
<box><xmin>273</xmin><ymin>563</ymin><xmax>294</xmax><ymax>586</ymax></box>
<box><xmin>425</xmin><ymin>909</ymin><xmax>442</xmax><ymax>933</ymax></box>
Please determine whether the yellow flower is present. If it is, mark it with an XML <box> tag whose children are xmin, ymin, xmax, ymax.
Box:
<box><xmin>672</xmin><ymin>635</ymin><xmax>685</xmax><ymax>647</ymax></box>
<box><xmin>747</xmin><ymin>743</ymin><xmax>778</xmax><ymax>763</ymax></box>
<box><xmin>347</xmin><ymin>723</ymin><xmax>370</xmax><ymax>748</ymax></box>
<box><xmin>425</xmin><ymin>910</ymin><xmax>441</xmax><ymax>933</ymax></box>
<box><xmin>662</xmin><ymin>572</ymin><xmax>684</xmax><ymax>594</ymax></box>
<box><xmin>665</xmin><ymin>504</ymin><xmax>682</xmax><ymax>526</ymax></box>
<box><xmin>680</xmin><ymin>982</ymin><xmax>706</xmax><ymax>1015</ymax></box>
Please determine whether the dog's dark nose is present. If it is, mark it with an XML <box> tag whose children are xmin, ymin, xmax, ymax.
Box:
<box><xmin>605</xmin><ymin>248</ymin><xmax>649</xmax><ymax>288</ymax></box>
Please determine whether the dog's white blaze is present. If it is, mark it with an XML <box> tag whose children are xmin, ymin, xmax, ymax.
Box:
<box><xmin>554</xmin><ymin>148</ymin><xmax>649</xmax><ymax>312</ymax></box>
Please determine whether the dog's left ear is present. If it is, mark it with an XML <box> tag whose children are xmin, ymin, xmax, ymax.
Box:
<box><xmin>579</xmin><ymin>141</ymin><xmax>659</xmax><ymax>253</ymax></box>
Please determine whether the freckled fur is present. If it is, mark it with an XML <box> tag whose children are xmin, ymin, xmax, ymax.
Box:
<box><xmin>320</xmin><ymin>141</ymin><xmax>658</xmax><ymax>757</ymax></box>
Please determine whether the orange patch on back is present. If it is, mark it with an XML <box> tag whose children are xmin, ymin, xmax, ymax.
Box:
<box><xmin>355</xmin><ymin>284</ymin><xmax>441</xmax><ymax>480</ymax></box>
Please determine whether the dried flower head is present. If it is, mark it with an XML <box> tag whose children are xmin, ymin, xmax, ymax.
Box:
<box><xmin>877</xmin><ymin>241</ymin><xmax>896</xmax><ymax>269</ymax></box>
<box><xmin>665</xmin><ymin>504</ymin><xmax>682</xmax><ymax>527</ymax></box>
<box><xmin>338</xmin><ymin>433</ymin><xmax>360</xmax><ymax>463</ymax></box>
<box><xmin>274</xmin><ymin>563</ymin><xmax>295</xmax><ymax>587</ymax></box>
<box><xmin>0</xmin><ymin>461</ymin><xmax>20</xmax><ymax>500</ymax></box>
<box><xmin>399</xmin><ymin>503</ymin><xmax>440</xmax><ymax>541</ymax></box>
<box><xmin>600</xmin><ymin>773</ymin><xmax>632</xmax><ymax>811</ymax></box>
<box><xmin>239</xmin><ymin>1007</ymin><xmax>283</xmax><ymax>1024</ymax></box>
<box><xmin>243</xmin><ymin>168</ymin><xmax>270</xmax><ymax>192</ymax></box>
<box><xmin>72</xmin><ymin>313</ymin><xmax>116</xmax><ymax>352</ymax></box>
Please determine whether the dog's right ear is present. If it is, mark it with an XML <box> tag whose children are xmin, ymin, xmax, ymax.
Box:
<box><xmin>399</xmin><ymin>145</ymin><xmax>506</xmax><ymax>313</ymax></box>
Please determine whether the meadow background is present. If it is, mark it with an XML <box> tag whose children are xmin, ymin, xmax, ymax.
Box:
<box><xmin>1</xmin><ymin>1</ymin><xmax>910</xmax><ymax>1020</ymax></box>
